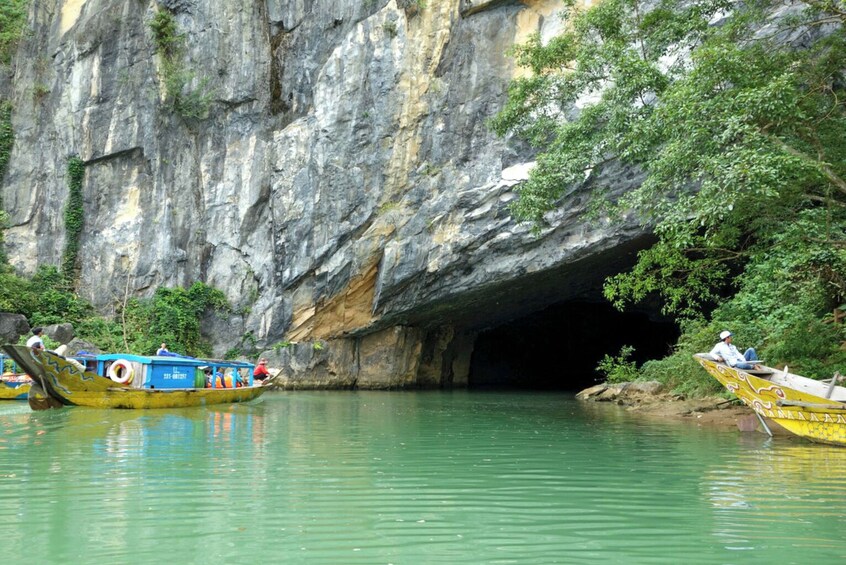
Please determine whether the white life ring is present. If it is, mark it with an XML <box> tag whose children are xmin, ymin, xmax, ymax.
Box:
<box><xmin>108</xmin><ymin>359</ymin><xmax>134</xmax><ymax>384</ymax></box>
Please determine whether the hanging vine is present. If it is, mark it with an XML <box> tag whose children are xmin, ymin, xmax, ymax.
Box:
<box><xmin>148</xmin><ymin>6</ymin><xmax>213</xmax><ymax>119</ymax></box>
<box><xmin>0</xmin><ymin>102</ymin><xmax>13</xmax><ymax>266</ymax></box>
<box><xmin>0</xmin><ymin>102</ymin><xmax>12</xmax><ymax>184</ymax></box>
<box><xmin>62</xmin><ymin>155</ymin><xmax>85</xmax><ymax>284</ymax></box>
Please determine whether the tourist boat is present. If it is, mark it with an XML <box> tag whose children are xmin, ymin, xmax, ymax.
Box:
<box><xmin>694</xmin><ymin>353</ymin><xmax>846</xmax><ymax>446</ymax></box>
<box><xmin>0</xmin><ymin>354</ymin><xmax>32</xmax><ymax>400</ymax></box>
<box><xmin>1</xmin><ymin>345</ymin><xmax>267</xmax><ymax>410</ymax></box>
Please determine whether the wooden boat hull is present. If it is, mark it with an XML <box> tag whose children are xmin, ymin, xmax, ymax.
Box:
<box><xmin>695</xmin><ymin>355</ymin><xmax>846</xmax><ymax>446</ymax></box>
<box><xmin>0</xmin><ymin>380</ymin><xmax>31</xmax><ymax>400</ymax></box>
<box><xmin>2</xmin><ymin>345</ymin><xmax>266</xmax><ymax>410</ymax></box>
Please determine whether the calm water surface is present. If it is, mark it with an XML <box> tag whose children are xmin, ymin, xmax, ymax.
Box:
<box><xmin>1</xmin><ymin>391</ymin><xmax>845</xmax><ymax>564</ymax></box>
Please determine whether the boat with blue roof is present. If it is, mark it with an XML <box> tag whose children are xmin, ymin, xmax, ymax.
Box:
<box><xmin>0</xmin><ymin>353</ymin><xmax>32</xmax><ymax>400</ymax></box>
<box><xmin>1</xmin><ymin>344</ymin><xmax>267</xmax><ymax>410</ymax></box>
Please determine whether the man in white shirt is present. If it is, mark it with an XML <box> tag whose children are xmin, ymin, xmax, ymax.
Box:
<box><xmin>26</xmin><ymin>327</ymin><xmax>44</xmax><ymax>350</ymax></box>
<box><xmin>710</xmin><ymin>330</ymin><xmax>760</xmax><ymax>370</ymax></box>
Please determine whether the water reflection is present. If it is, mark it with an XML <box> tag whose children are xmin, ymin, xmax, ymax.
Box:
<box><xmin>2</xmin><ymin>392</ymin><xmax>846</xmax><ymax>563</ymax></box>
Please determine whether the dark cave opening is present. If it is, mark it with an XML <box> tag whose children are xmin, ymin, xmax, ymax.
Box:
<box><xmin>468</xmin><ymin>300</ymin><xmax>679</xmax><ymax>391</ymax></box>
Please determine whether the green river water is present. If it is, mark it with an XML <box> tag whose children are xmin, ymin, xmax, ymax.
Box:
<box><xmin>1</xmin><ymin>391</ymin><xmax>845</xmax><ymax>564</ymax></box>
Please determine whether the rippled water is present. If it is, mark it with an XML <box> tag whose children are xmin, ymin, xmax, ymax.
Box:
<box><xmin>1</xmin><ymin>391</ymin><xmax>845</xmax><ymax>564</ymax></box>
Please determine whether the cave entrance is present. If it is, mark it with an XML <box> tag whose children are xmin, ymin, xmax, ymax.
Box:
<box><xmin>468</xmin><ymin>300</ymin><xmax>679</xmax><ymax>391</ymax></box>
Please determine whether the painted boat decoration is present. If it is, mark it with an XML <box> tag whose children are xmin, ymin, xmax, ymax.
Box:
<box><xmin>0</xmin><ymin>378</ymin><xmax>31</xmax><ymax>400</ymax></box>
<box><xmin>0</xmin><ymin>353</ymin><xmax>32</xmax><ymax>400</ymax></box>
<box><xmin>1</xmin><ymin>345</ymin><xmax>266</xmax><ymax>410</ymax></box>
<box><xmin>694</xmin><ymin>353</ymin><xmax>846</xmax><ymax>446</ymax></box>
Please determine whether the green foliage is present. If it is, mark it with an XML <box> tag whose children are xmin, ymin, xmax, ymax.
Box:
<box><xmin>0</xmin><ymin>0</ymin><xmax>28</xmax><ymax>65</ymax></box>
<box><xmin>120</xmin><ymin>282</ymin><xmax>229</xmax><ymax>356</ymax></box>
<box><xmin>595</xmin><ymin>345</ymin><xmax>639</xmax><ymax>383</ymax></box>
<box><xmin>493</xmin><ymin>0</ymin><xmax>846</xmax><ymax>388</ymax></box>
<box><xmin>639</xmin><ymin>319</ymin><xmax>733</xmax><ymax>396</ymax></box>
<box><xmin>62</xmin><ymin>156</ymin><xmax>85</xmax><ymax>283</ymax></box>
<box><xmin>148</xmin><ymin>9</ymin><xmax>182</xmax><ymax>58</ymax></box>
<box><xmin>706</xmin><ymin>209</ymin><xmax>846</xmax><ymax>378</ymax></box>
<box><xmin>5</xmin><ymin>266</ymin><xmax>92</xmax><ymax>326</ymax></box>
<box><xmin>223</xmin><ymin>347</ymin><xmax>242</xmax><ymax>360</ymax></box>
<box><xmin>0</xmin><ymin>267</ymin><xmax>230</xmax><ymax>358</ymax></box>
<box><xmin>172</xmin><ymin>76</ymin><xmax>214</xmax><ymax>119</ymax></box>
<box><xmin>383</xmin><ymin>21</ymin><xmax>398</xmax><ymax>38</ymax></box>
<box><xmin>493</xmin><ymin>0</ymin><xmax>846</xmax><ymax>310</ymax></box>
<box><xmin>239</xmin><ymin>330</ymin><xmax>257</xmax><ymax>352</ymax></box>
<box><xmin>0</xmin><ymin>101</ymin><xmax>13</xmax><ymax>265</ymax></box>
<box><xmin>148</xmin><ymin>6</ymin><xmax>213</xmax><ymax>119</ymax></box>
<box><xmin>0</xmin><ymin>269</ymin><xmax>33</xmax><ymax>313</ymax></box>
<box><xmin>0</xmin><ymin>102</ymin><xmax>12</xmax><ymax>183</ymax></box>
<box><xmin>74</xmin><ymin>316</ymin><xmax>126</xmax><ymax>352</ymax></box>
<box><xmin>640</xmin><ymin>350</ymin><xmax>724</xmax><ymax>397</ymax></box>
<box><xmin>0</xmin><ymin>210</ymin><xmax>8</xmax><ymax>267</ymax></box>
<box><xmin>32</xmin><ymin>83</ymin><xmax>49</xmax><ymax>100</ymax></box>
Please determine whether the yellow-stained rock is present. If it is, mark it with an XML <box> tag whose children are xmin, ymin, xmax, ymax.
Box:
<box><xmin>357</xmin><ymin>326</ymin><xmax>423</xmax><ymax>388</ymax></box>
<box><xmin>287</xmin><ymin>260</ymin><xmax>381</xmax><ymax>341</ymax></box>
<box><xmin>61</xmin><ymin>0</ymin><xmax>87</xmax><ymax>35</ymax></box>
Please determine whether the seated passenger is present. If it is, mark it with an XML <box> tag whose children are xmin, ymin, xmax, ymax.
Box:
<box><xmin>224</xmin><ymin>371</ymin><xmax>245</xmax><ymax>388</ymax></box>
<box><xmin>710</xmin><ymin>330</ymin><xmax>761</xmax><ymax>370</ymax></box>
<box><xmin>27</xmin><ymin>327</ymin><xmax>45</xmax><ymax>350</ymax></box>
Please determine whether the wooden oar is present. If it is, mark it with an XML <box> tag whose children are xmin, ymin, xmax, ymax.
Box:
<box><xmin>754</xmin><ymin>412</ymin><xmax>773</xmax><ymax>437</ymax></box>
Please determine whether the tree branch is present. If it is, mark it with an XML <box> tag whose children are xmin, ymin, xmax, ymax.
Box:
<box><xmin>806</xmin><ymin>194</ymin><xmax>846</xmax><ymax>208</ymax></box>
<box><xmin>767</xmin><ymin>135</ymin><xmax>846</xmax><ymax>196</ymax></box>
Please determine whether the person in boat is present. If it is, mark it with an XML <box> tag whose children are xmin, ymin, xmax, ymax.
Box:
<box><xmin>26</xmin><ymin>327</ymin><xmax>44</xmax><ymax>350</ymax></box>
<box><xmin>55</xmin><ymin>344</ymin><xmax>86</xmax><ymax>372</ymax></box>
<box><xmin>221</xmin><ymin>370</ymin><xmax>245</xmax><ymax>388</ymax></box>
<box><xmin>202</xmin><ymin>367</ymin><xmax>228</xmax><ymax>388</ymax></box>
<box><xmin>155</xmin><ymin>343</ymin><xmax>182</xmax><ymax>358</ymax></box>
<box><xmin>710</xmin><ymin>330</ymin><xmax>761</xmax><ymax>370</ymax></box>
<box><xmin>253</xmin><ymin>358</ymin><xmax>271</xmax><ymax>383</ymax></box>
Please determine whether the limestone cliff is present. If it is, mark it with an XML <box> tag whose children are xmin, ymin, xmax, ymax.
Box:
<box><xmin>1</xmin><ymin>0</ymin><xmax>645</xmax><ymax>387</ymax></box>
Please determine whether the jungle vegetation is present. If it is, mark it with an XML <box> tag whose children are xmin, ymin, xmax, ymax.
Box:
<box><xmin>0</xmin><ymin>264</ymin><xmax>230</xmax><ymax>358</ymax></box>
<box><xmin>492</xmin><ymin>0</ymin><xmax>846</xmax><ymax>393</ymax></box>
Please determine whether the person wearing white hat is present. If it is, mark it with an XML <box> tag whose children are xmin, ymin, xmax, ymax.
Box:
<box><xmin>709</xmin><ymin>330</ymin><xmax>760</xmax><ymax>370</ymax></box>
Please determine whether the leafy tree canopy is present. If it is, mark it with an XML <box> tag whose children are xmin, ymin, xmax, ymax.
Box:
<box><xmin>494</xmin><ymin>0</ymin><xmax>846</xmax><ymax>378</ymax></box>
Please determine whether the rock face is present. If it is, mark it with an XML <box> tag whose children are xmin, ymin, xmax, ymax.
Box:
<box><xmin>0</xmin><ymin>313</ymin><xmax>29</xmax><ymax>344</ymax></box>
<box><xmin>1</xmin><ymin>0</ymin><xmax>646</xmax><ymax>388</ymax></box>
<box><xmin>44</xmin><ymin>323</ymin><xmax>75</xmax><ymax>345</ymax></box>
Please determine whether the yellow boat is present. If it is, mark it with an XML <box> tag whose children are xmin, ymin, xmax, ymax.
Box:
<box><xmin>1</xmin><ymin>353</ymin><xmax>32</xmax><ymax>400</ymax></box>
<box><xmin>0</xmin><ymin>378</ymin><xmax>31</xmax><ymax>400</ymax></box>
<box><xmin>694</xmin><ymin>353</ymin><xmax>846</xmax><ymax>446</ymax></box>
<box><xmin>1</xmin><ymin>345</ymin><xmax>266</xmax><ymax>410</ymax></box>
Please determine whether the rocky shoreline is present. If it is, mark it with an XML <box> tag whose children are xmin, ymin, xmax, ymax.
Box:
<box><xmin>576</xmin><ymin>380</ymin><xmax>778</xmax><ymax>435</ymax></box>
